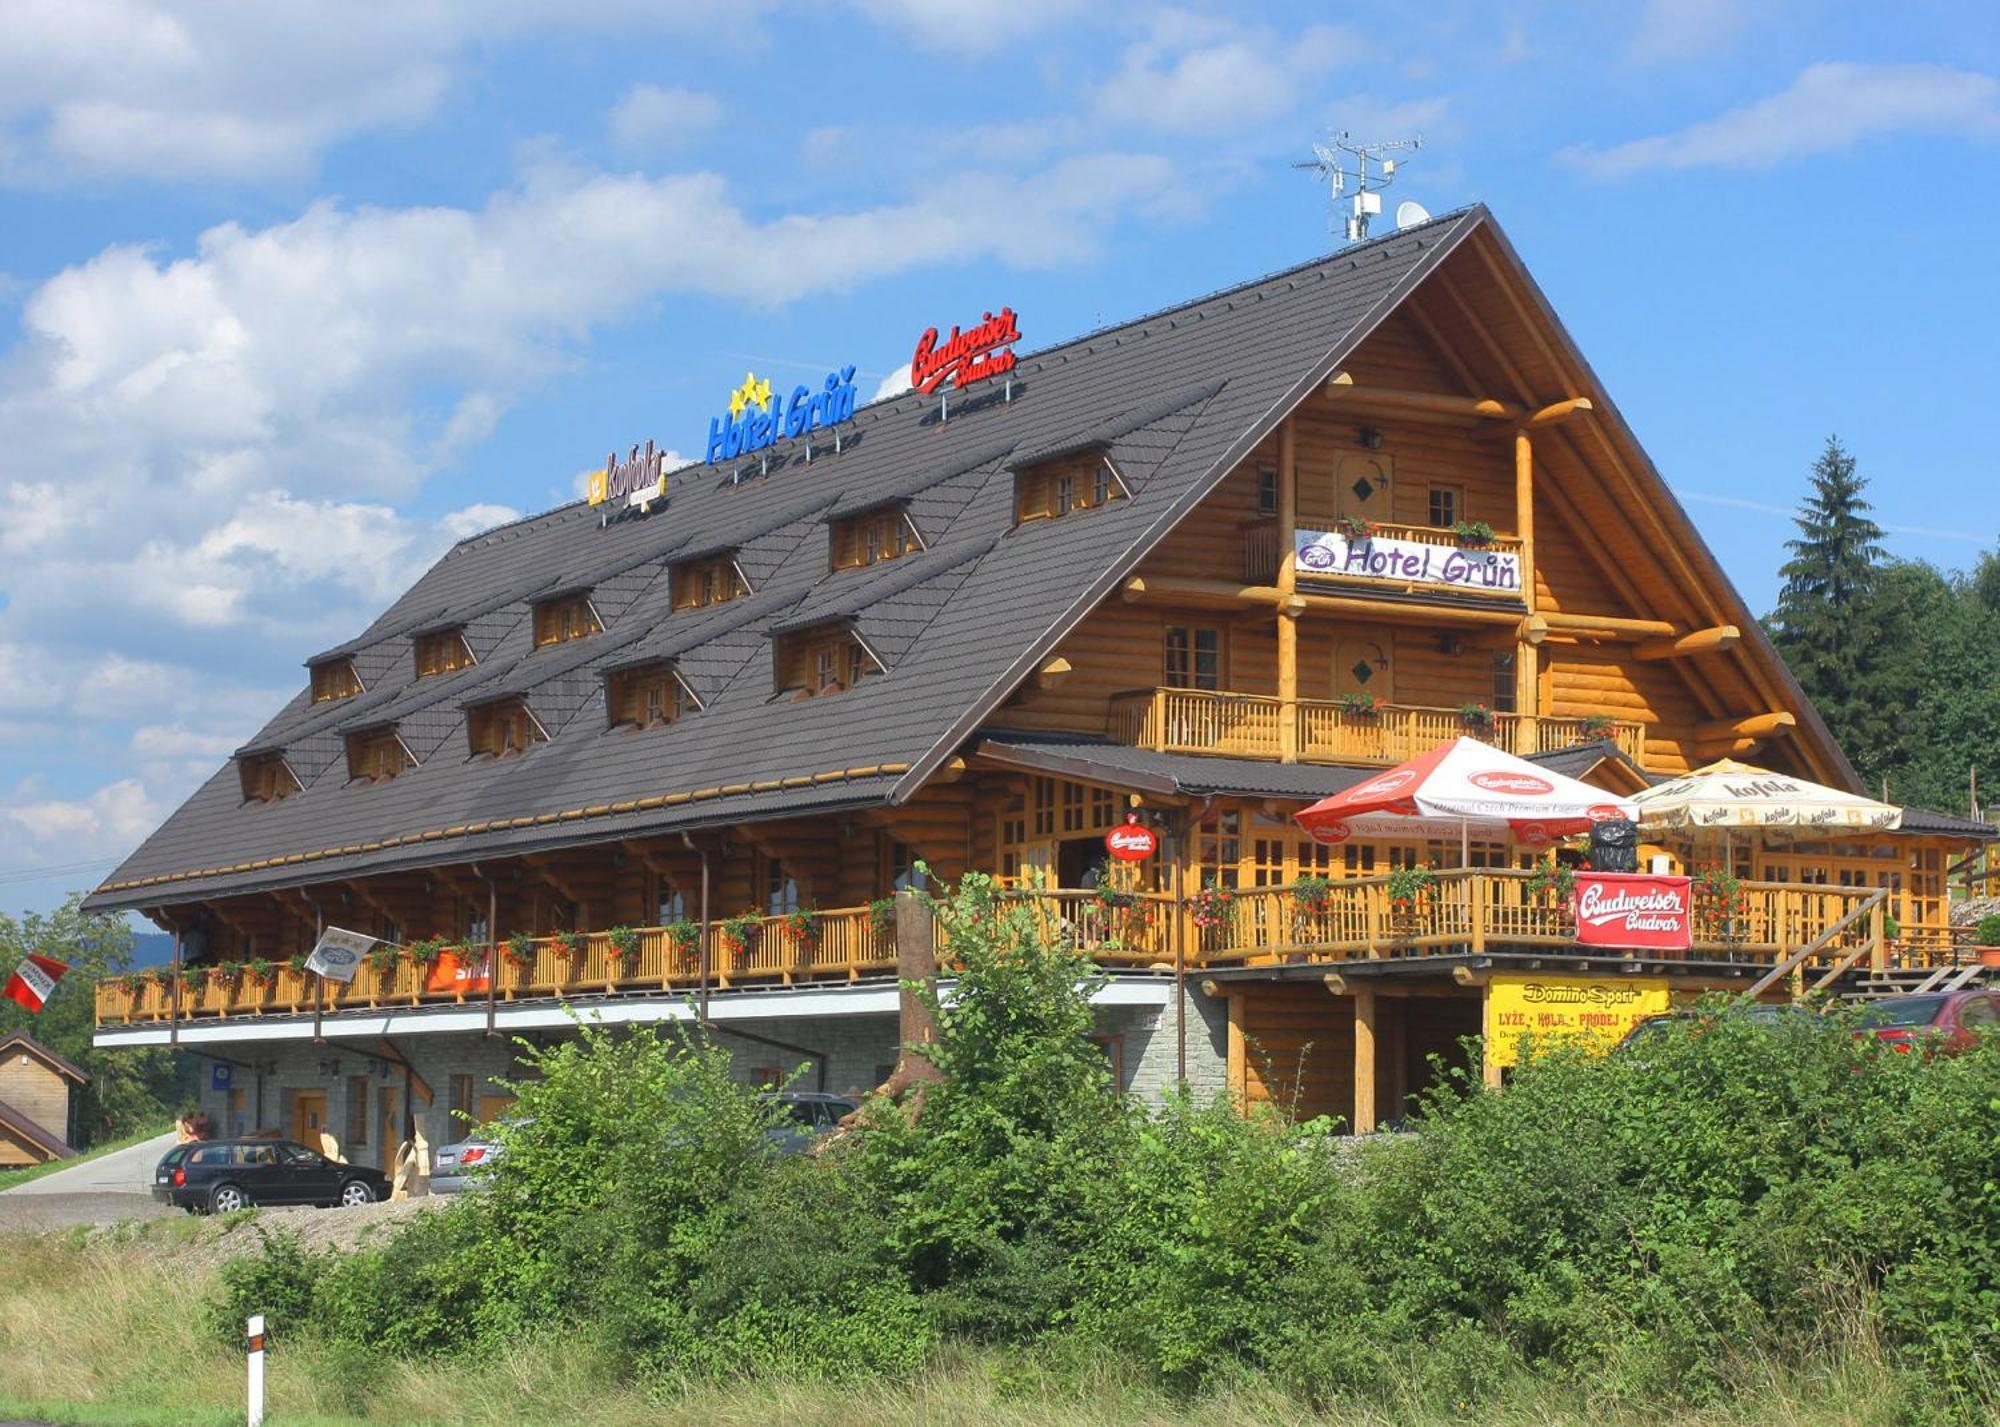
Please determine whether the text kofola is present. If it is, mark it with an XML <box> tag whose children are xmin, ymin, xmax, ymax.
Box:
<box><xmin>707</xmin><ymin>367</ymin><xmax>858</xmax><ymax>465</ymax></box>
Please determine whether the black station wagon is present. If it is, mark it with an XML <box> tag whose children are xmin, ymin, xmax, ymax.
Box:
<box><xmin>153</xmin><ymin>1138</ymin><xmax>390</xmax><ymax>1213</ymax></box>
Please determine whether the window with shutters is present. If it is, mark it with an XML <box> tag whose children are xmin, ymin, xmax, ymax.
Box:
<box><xmin>468</xmin><ymin>697</ymin><xmax>545</xmax><ymax>758</ymax></box>
<box><xmin>310</xmin><ymin>658</ymin><xmax>362</xmax><ymax>703</ymax></box>
<box><xmin>532</xmin><ymin>593</ymin><xmax>601</xmax><ymax>647</ymax></box>
<box><xmin>346</xmin><ymin>728</ymin><xmax>414</xmax><ymax>784</ymax></box>
<box><xmin>413</xmin><ymin>627</ymin><xmax>474</xmax><ymax>677</ymax></box>
<box><xmin>831</xmin><ymin>508</ymin><xmax>921</xmax><ymax>570</ymax></box>
<box><xmin>238</xmin><ymin>754</ymin><xmax>300</xmax><ymax>804</ymax></box>
<box><xmin>671</xmin><ymin>556</ymin><xmax>747</xmax><ymax>612</ymax></box>
<box><xmin>607</xmin><ymin>663</ymin><xmax>695</xmax><ymax>730</ymax></box>
<box><xmin>1013</xmin><ymin>453</ymin><xmax>1126</xmax><ymax>523</ymax></box>
<box><xmin>779</xmin><ymin>627</ymin><xmax>879</xmax><ymax>698</ymax></box>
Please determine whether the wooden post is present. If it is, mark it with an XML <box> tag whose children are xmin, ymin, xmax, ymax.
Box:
<box><xmin>1870</xmin><ymin>896</ymin><xmax>1887</xmax><ymax>975</ymax></box>
<box><xmin>1481</xmin><ymin>981</ymin><xmax>1504</xmax><ymax>1088</ymax></box>
<box><xmin>1352</xmin><ymin>983</ymin><xmax>1377</xmax><ymax>1136</ymax></box>
<box><xmin>1513</xmin><ymin>429</ymin><xmax>1540</xmax><ymax>750</ymax></box>
<box><xmin>1469</xmin><ymin>874</ymin><xmax>1487</xmax><ymax>954</ymax></box>
<box><xmin>1276</xmin><ymin>418</ymin><xmax>1299</xmax><ymax>763</ymax></box>
<box><xmin>1227</xmin><ymin>991</ymin><xmax>1247</xmax><ymax>1111</ymax></box>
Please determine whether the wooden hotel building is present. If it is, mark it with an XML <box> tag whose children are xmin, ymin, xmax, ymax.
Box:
<box><xmin>86</xmin><ymin>206</ymin><xmax>1991</xmax><ymax>1154</ymax></box>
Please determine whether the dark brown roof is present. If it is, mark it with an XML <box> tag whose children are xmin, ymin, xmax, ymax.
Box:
<box><xmin>0</xmin><ymin>1031</ymin><xmax>89</xmax><ymax>1085</ymax></box>
<box><xmin>0</xmin><ymin>1097</ymin><xmax>74</xmax><ymax>1160</ymax></box>
<box><xmin>86</xmin><ymin>209</ymin><xmax>1485</xmax><ymax>912</ymax></box>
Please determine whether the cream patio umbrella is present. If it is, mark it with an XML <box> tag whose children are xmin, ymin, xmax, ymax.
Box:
<box><xmin>1629</xmin><ymin>760</ymin><xmax>1903</xmax><ymax>838</ymax></box>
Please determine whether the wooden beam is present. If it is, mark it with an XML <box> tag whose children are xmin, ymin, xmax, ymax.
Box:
<box><xmin>1538</xmin><ymin>610</ymin><xmax>1678</xmax><ymax>640</ymax></box>
<box><xmin>1322</xmin><ymin>380</ymin><xmax>1522</xmax><ymax>424</ymax></box>
<box><xmin>1277</xmin><ymin>416</ymin><xmax>1299</xmax><ymax>763</ymax></box>
<box><xmin>1034</xmin><ymin>657</ymin><xmax>1072</xmax><ymax>692</ymax></box>
<box><xmin>1635</xmin><ymin>625</ymin><xmax>1741</xmax><ymax>661</ymax></box>
<box><xmin>1693</xmin><ymin>737</ymin><xmax>1763</xmax><ymax>761</ymax></box>
<box><xmin>1526</xmin><ymin>397</ymin><xmax>1593</xmax><ymax>429</ymax></box>
<box><xmin>1322</xmin><ymin>973</ymin><xmax>1349</xmax><ymax>996</ymax></box>
<box><xmin>1697</xmin><ymin>711</ymin><xmax>1796</xmax><ymax>741</ymax></box>
<box><xmin>1122</xmin><ymin>574</ymin><xmax>1526</xmax><ymax>628</ymax></box>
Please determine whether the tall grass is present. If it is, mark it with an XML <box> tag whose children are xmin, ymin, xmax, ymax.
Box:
<box><xmin>0</xmin><ymin>1230</ymin><xmax>1926</xmax><ymax>1427</ymax></box>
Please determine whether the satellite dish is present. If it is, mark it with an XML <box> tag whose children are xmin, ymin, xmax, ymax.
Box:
<box><xmin>1395</xmin><ymin>200</ymin><xmax>1432</xmax><ymax>230</ymax></box>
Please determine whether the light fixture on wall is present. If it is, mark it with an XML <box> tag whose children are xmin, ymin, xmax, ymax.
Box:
<box><xmin>1437</xmin><ymin>633</ymin><xmax>1465</xmax><ymax>657</ymax></box>
<box><xmin>315</xmin><ymin>1058</ymin><xmax>342</xmax><ymax>1078</ymax></box>
<box><xmin>1356</xmin><ymin>426</ymin><xmax>1383</xmax><ymax>450</ymax></box>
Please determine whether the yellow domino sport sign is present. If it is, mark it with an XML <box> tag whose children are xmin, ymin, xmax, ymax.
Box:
<box><xmin>1483</xmin><ymin>973</ymin><xmax>1671</xmax><ymax>1067</ymax></box>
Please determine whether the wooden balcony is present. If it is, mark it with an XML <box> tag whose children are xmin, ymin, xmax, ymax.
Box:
<box><xmin>96</xmin><ymin>879</ymin><xmax>1947</xmax><ymax>1030</ymax></box>
<box><xmin>1241</xmin><ymin>517</ymin><xmax>1527</xmax><ymax>599</ymax></box>
<box><xmin>1108</xmin><ymin>686</ymin><xmax>1648</xmax><ymax>767</ymax></box>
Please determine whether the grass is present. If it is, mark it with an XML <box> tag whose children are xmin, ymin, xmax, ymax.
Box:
<box><xmin>0</xmin><ymin>1229</ymin><xmax>1938</xmax><ymax>1427</ymax></box>
<box><xmin>0</xmin><ymin>1123</ymin><xmax>170</xmax><ymax>1192</ymax></box>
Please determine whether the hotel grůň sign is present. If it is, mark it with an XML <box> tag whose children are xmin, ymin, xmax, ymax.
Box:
<box><xmin>1295</xmin><ymin>529</ymin><xmax>1522</xmax><ymax>595</ymax></box>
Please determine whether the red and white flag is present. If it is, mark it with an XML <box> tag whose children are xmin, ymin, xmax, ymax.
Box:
<box><xmin>4</xmin><ymin>953</ymin><xmax>70</xmax><ymax>1013</ymax></box>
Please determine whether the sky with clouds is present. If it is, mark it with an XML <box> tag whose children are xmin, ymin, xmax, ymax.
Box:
<box><xmin>1</xmin><ymin>0</ymin><xmax>1996</xmax><ymax>918</ymax></box>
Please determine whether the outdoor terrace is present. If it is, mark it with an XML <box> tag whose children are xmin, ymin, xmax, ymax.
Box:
<box><xmin>1108</xmin><ymin>687</ymin><xmax>1649</xmax><ymax>768</ymax></box>
<box><xmin>93</xmin><ymin>875</ymin><xmax>1987</xmax><ymax>1028</ymax></box>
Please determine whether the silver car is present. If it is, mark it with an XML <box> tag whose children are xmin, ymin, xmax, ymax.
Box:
<box><xmin>431</xmin><ymin>1124</ymin><xmax>516</xmax><ymax>1194</ymax></box>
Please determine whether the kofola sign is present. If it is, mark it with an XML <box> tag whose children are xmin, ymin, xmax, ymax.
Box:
<box><xmin>1571</xmin><ymin>872</ymin><xmax>1693</xmax><ymax>951</ymax></box>
<box><xmin>588</xmin><ymin>440</ymin><xmax>670</xmax><ymax>512</ymax></box>
<box><xmin>911</xmin><ymin>307</ymin><xmax>1021</xmax><ymax>394</ymax></box>
<box><xmin>706</xmin><ymin>367</ymin><xmax>858</xmax><ymax>464</ymax></box>
<box><xmin>1296</xmin><ymin>529</ymin><xmax>1521</xmax><ymax>595</ymax></box>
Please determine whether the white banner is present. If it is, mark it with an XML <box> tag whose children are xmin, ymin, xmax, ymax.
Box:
<box><xmin>304</xmin><ymin>926</ymin><xmax>376</xmax><ymax>984</ymax></box>
<box><xmin>1296</xmin><ymin>529</ymin><xmax>1521</xmax><ymax>595</ymax></box>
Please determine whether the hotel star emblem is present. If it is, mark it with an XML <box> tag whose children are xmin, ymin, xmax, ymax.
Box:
<box><xmin>727</xmin><ymin>372</ymin><xmax>773</xmax><ymax>418</ymax></box>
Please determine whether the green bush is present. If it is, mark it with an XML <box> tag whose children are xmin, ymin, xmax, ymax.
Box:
<box><xmin>210</xmin><ymin>1229</ymin><xmax>325</xmax><ymax>1348</ymax></box>
<box><xmin>1976</xmin><ymin>913</ymin><xmax>2000</xmax><ymax>947</ymax></box>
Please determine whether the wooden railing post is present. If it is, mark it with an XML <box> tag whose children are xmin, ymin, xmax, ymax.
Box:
<box><xmin>1869</xmin><ymin>897</ymin><xmax>1887</xmax><ymax>974</ymax></box>
<box><xmin>1469</xmin><ymin>873</ymin><xmax>1487</xmax><ymax>954</ymax></box>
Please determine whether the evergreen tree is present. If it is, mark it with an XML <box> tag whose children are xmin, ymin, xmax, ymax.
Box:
<box><xmin>1766</xmin><ymin>437</ymin><xmax>1889</xmax><ymax>766</ymax></box>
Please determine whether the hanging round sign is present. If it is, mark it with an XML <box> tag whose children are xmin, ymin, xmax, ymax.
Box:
<box><xmin>1105</xmin><ymin>819</ymin><xmax>1159</xmax><ymax>861</ymax></box>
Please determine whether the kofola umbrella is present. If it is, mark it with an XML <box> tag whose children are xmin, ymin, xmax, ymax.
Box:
<box><xmin>1630</xmin><ymin>759</ymin><xmax>1901</xmax><ymax>839</ymax></box>
<box><xmin>1293</xmin><ymin>737</ymin><xmax>1639</xmax><ymax>858</ymax></box>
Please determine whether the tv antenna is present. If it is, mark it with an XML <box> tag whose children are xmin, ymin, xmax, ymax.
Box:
<box><xmin>1294</xmin><ymin>132</ymin><xmax>1423</xmax><ymax>243</ymax></box>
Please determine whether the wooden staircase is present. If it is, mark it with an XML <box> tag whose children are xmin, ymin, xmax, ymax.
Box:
<box><xmin>1835</xmin><ymin>962</ymin><xmax>1999</xmax><ymax>1002</ymax></box>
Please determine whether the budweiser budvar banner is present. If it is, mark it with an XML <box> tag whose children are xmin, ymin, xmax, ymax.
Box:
<box><xmin>1571</xmin><ymin>873</ymin><xmax>1693</xmax><ymax>951</ymax></box>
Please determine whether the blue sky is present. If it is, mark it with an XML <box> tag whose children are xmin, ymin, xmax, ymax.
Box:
<box><xmin>2</xmin><ymin>0</ymin><xmax>1997</xmax><ymax>920</ymax></box>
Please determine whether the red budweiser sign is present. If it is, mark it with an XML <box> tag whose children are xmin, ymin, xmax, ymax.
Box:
<box><xmin>1104</xmin><ymin>819</ymin><xmax>1159</xmax><ymax>861</ymax></box>
<box><xmin>1571</xmin><ymin>873</ymin><xmax>1693</xmax><ymax>950</ymax></box>
<box><xmin>912</xmin><ymin>307</ymin><xmax>1020</xmax><ymax>394</ymax></box>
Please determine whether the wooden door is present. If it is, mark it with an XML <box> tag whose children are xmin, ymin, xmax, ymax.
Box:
<box><xmin>1323</xmin><ymin>637</ymin><xmax>1393</xmax><ymax>761</ymax></box>
<box><xmin>291</xmin><ymin>1091</ymin><xmax>327</xmax><ymax>1147</ymax></box>
<box><xmin>1332</xmin><ymin>452</ymin><xmax>1394</xmax><ymax>525</ymax></box>
<box><xmin>475</xmin><ymin>1092</ymin><xmax>515</xmax><ymax>1127</ymax></box>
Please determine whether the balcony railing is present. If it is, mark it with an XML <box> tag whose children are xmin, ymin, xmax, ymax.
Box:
<box><xmin>1109</xmin><ymin>687</ymin><xmax>1648</xmax><ymax>767</ymax></box>
<box><xmin>97</xmin><ymin>879</ymin><xmax>1944</xmax><ymax>1029</ymax></box>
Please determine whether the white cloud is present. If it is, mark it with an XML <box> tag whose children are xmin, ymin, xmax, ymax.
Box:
<box><xmin>1098</xmin><ymin>17</ymin><xmax>1361</xmax><ymax>134</ymax></box>
<box><xmin>609</xmin><ymin>83</ymin><xmax>723</xmax><ymax>153</ymax></box>
<box><xmin>0</xmin><ymin>0</ymin><xmax>760</xmax><ymax>182</ymax></box>
<box><xmin>0</xmin><ymin>642</ymin><xmax>67</xmax><ymax>714</ymax></box>
<box><xmin>872</xmin><ymin>363</ymin><xmax>913</xmax><ymax>403</ymax></box>
<box><xmin>849</xmin><ymin>0</ymin><xmax>1089</xmax><ymax>55</ymax></box>
<box><xmin>441</xmin><ymin>503</ymin><xmax>524</xmax><ymax>539</ymax></box>
<box><xmin>1628</xmin><ymin>0</ymin><xmax>1749</xmax><ymax>63</ymax></box>
<box><xmin>1563</xmin><ymin>62</ymin><xmax>2000</xmax><ymax>177</ymax></box>
<box><xmin>0</xmin><ymin>778</ymin><xmax>166</xmax><ymax>864</ymax></box>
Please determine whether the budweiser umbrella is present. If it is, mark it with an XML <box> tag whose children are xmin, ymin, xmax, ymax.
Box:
<box><xmin>1293</xmin><ymin>737</ymin><xmax>1638</xmax><ymax>853</ymax></box>
<box><xmin>1629</xmin><ymin>759</ymin><xmax>1901</xmax><ymax>836</ymax></box>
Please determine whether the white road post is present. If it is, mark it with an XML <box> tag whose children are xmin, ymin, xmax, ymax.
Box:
<box><xmin>246</xmin><ymin>1313</ymin><xmax>266</xmax><ymax>1427</ymax></box>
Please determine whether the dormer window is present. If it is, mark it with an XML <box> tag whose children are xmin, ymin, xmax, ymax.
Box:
<box><xmin>468</xmin><ymin>697</ymin><xmax>545</xmax><ymax>758</ymax></box>
<box><xmin>533</xmin><ymin>592</ymin><xmax>601</xmax><ymax>647</ymax></box>
<box><xmin>671</xmin><ymin>555</ymin><xmax>747</xmax><ymax>612</ymax></box>
<box><xmin>607</xmin><ymin>663</ymin><xmax>697</xmax><ymax>730</ymax></box>
<box><xmin>346</xmin><ymin>727</ymin><xmax>414</xmax><ymax>784</ymax></box>
<box><xmin>414</xmin><ymin>627</ymin><xmax>474</xmax><ymax>678</ymax></box>
<box><xmin>832</xmin><ymin>507</ymin><xmax>921</xmax><ymax>571</ymax></box>
<box><xmin>239</xmin><ymin>754</ymin><xmax>301</xmax><ymax>805</ymax></box>
<box><xmin>779</xmin><ymin>626</ymin><xmax>881</xmax><ymax>699</ymax></box>
<box><xmin>310</xmin><ymin>658</ymin><xmax>362</xmax><ymax>703</ymax></box>
<box><xmin>1014</xmin><ymin>454</ymin><xmax>1126</xmax><ymax>524</ymax></box>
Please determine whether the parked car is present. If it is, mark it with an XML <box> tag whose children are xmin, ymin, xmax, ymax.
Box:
<box><xmin>432</xmin><ymin>1129</ymin><xmax>508</xmax><ymax>1194</ymax></box>
<box><xmin>1613</xmin><ymin>1001</ymin><xmax>1818</xmax><ymax>1053</ymax></box>
<box><xmin>766</xmin><ymin>1091</ymin><xmax>860</xmax><ymax>1155</ymax></box>
<box><xmin>153</xmin><ymin>1138</ymin><xmax>390</xmax><ymax>1213</ymax></box>
<box><xmin>1853</xmin><ymin>990</ymin><xmax>2000</xmax><ymax>1055</ymax></box>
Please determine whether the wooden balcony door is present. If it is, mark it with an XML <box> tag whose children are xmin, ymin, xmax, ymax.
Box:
<box><xmin>1325</xmin><ymin>637</ymin><xmax>1393</xmax><ymax>761</ymax></box>
<box><xmin>1332</xmin><ymin>451</ymin><xmax>1394</xmax><ymax>524</ymax></box>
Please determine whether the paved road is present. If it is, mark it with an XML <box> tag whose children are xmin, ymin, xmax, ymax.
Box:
<box><xmin>2</xmin><ymin>1130</ymin><xmax>178</xmax><ymax>1197</ymax></box>
<box><xmin>0</xmin><ymin>1130</ymin><xmax>181</xmax><ymax>1230</ymax></box>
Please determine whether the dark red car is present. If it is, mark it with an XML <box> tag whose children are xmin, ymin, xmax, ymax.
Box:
<box><xmin>1853</xmin><ymin>990</ymin><xmax>2000</xmax><ymax>1055</ymax></box>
